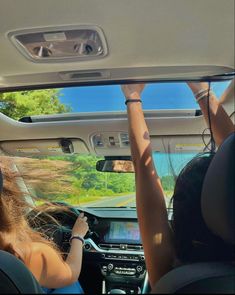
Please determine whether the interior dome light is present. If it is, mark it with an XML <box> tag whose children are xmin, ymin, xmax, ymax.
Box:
<box><xmin>8</xmin><ymin>25</ymin><xmax>108</xmax><ymax>62</ymax></box>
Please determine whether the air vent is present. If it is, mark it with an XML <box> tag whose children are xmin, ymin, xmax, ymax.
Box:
<box><xmin>9</xmin><ymin>25</ymin><xmax>108</xmax><ymax>62</ymax></box>
<box><xmin>98</xmin><ymin>243</ymin><xmax>143</xmax><ymax>251</ymax></box>
<box><xmin>99</xmin><ymin>244</ymin><xmax>120</xmax><ymax>250</ymax></box>
<box><xmin>127</xmin><ymin>245</ymin><xmax>143</xmax><ymax>251</ymax></box>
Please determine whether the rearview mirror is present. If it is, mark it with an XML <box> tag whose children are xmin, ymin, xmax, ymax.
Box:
<box><xmin>96</xmin><ymin>160</ymin><xmax>135</xmax><ymax>173</ymax></box>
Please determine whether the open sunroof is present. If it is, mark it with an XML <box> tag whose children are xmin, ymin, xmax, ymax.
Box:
<box><xmin>0</xmin><ymin>81</ymin><xmax>231</xmax><ymax>121</ymax></box>
<box><xmin>59</xmin><ymin>81</ymin><xmax>231</xmax><ymax>112</ymax></box>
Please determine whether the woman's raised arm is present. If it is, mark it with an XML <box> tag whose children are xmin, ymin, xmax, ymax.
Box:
<box><xmin>187</xmin><ymin>81</ymin><xmax>234</xmax><ymax>147</ymax></box>
<box><xmin>121</xmin><ymin>84</ymin><xmax>175</xmax><ymax>288</ymax></box>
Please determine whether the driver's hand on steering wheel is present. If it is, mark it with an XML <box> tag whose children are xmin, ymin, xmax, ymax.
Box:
<box><xmin>72</xmin><ymin>212</ymin><xmax>89</xmax><ymax>238</ymax></box>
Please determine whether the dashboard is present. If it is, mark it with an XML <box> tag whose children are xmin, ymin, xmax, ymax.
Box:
<box><xmin>28</xmin><ymin>206</ymin><xmax>148</xmax><ymax>294</ymax></box>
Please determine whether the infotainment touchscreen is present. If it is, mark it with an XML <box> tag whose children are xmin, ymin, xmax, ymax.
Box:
<box><xmin>104</xmin><ymin>221</ymin><xmax>141</xmax><ymax>244</ymax></box>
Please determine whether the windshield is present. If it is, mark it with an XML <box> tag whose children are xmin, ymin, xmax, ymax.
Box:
<box><xmin>3</xmin><ymin>152</ymin><xmax>196</xmax><ymax>208</ymax></box>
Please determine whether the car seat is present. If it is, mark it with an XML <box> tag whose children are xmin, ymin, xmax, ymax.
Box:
<box><xmin>152</xmin><ymin>133</ymin><xmax>235</xmax><ymax>293</ymax></box>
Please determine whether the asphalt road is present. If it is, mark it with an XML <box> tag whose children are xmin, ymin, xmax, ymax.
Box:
<box><xmin>80</xmin><ymin>194</ymin><xmax>136</xmax><ymax>207</ymax></box>
<box><xmin>79</xmin><ymin>194</ymin><xmax>171</xmax><ymax>208</ymax></box>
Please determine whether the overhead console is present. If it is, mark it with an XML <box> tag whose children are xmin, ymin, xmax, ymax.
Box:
<box><xmin>0</xmin><ymin>138</ymin><xmax>89</xmax><ymax>157</ymax></box>
<box><xmin>91</xmin><ymin>132</ymin><xmax>209</xmax><ymax>156</ymax></box>
<box><xmin>92</xmin><ymin>132</ymin><xmax>130</xmax><ymax>156</ymax></box>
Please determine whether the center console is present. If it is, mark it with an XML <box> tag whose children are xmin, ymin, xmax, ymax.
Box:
<box><xmin>100</xmin><ymin>249</ymin><xmax>145</xmax><ymax>294</ymax></box>
<box><xmin>83</xmin><ymin>219</ymin><xmax>147</xmax><ymax>294</ymax></box>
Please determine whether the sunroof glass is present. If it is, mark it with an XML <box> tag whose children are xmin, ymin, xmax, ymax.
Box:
<box><xmin>0</xmin><ymin>81</ymin><xmax>232</xmax><ymax>121</ymax></box>
<box><xmin>59</xmin><ymin>81</ymin><xmax>231</xmax><ymax>112</ymax></box>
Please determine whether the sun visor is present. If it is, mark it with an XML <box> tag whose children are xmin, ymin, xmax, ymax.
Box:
<box><xmin>0</xmin><ymin>138</ymin><xmax>89</xmax><ymax>157</ymax></box>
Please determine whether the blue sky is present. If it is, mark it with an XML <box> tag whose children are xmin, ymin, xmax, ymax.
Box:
<box><xmin>59</xmin><ymin>81</ymin><xmax>231</xmax><ymax>112</ymax></box>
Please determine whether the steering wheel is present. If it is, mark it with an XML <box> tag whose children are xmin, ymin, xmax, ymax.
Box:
<box><xmin>50</xmin><ymin>202</ymin><xmax>94</xmax><ymax>237</ymax></box>
<box><xmin>27</xmin><ymin>202</ymin><xmax>84</xmax><ymax>251</ymax></box>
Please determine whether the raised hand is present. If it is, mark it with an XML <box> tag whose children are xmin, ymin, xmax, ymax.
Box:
<box><xmin>187</xmin><ymin>82</ymin><xmax>209</xmax><ymax>96</ymax></box>
<box><xmin>121</xmin><ymin>83</ymin><xmax>145</xmax><ymax>100</ymax></box>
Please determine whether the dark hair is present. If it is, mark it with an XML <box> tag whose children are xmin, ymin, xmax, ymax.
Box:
<box><xmin>171</xmin><ymin>153</ymin><xmax>234</xmax><ymax>264</ymax></box>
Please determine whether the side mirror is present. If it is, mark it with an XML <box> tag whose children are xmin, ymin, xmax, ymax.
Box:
<box><xmin>96</xmin><ymin>160</ymin><xmax>134</xmax><ymax>173</ymax></box>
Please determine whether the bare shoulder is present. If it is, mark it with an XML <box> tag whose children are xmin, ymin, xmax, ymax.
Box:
<box><xmin>20</xmin><ymin>242</ymin><xmax>61</xmax><ymax>266</ymax></box>
<box><xmin>30</xmin><ymin>242</ymin><xmax>55</xmax><ymax>252</ymax></box>
<box><xmin>19</xmin><ymin>241</ymin><xmax>51</xmax><ymax>254</ymax></box>
<box><xmin>20</xmin><ymin>241</ymin><xmax>70</xmax><ymax>287</ymax></box>
<box><xmin>30</xmin><ymin>242</ymin><xmax>62</xmax><ymax>261</ymax></box>
<box><xmin>18</xmin><ymin>242</ymin><xmax>77</xmax><ymax>288</ymax></box>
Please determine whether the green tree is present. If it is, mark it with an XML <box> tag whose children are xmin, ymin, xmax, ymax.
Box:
<box><xmin>48</xmin><ymin>154</ymin><xmax>136</xmax><ymax>198</ymax></box>
<box><xmin>0</xmin><ymin>89</ymin><xmax>70</xmax><ymax>120</ymax></box>
<box><xmin>161</xmin><ymin>175</ymin><xmax>175</xmax><ymax>195</ymax></box>
<box><xmin>107</xmin><ymin>173</ymin><xmax>135</xmax><ymax>193</ymax></box>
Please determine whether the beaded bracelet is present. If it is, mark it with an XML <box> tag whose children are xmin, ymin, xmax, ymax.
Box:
<box><xmin>196</xmin><ymin>90</ymin><xmax>213</xmax><ymax>103</ymax></box>
<box><xmin>69</xmin><ymin>235</ymin><xmax>85</xmax><ymax>245</ymax></box>
<box><xmin>194</xmin><ymin>89</ymin><xmax>210</xmax><ymax>99</ymax></box>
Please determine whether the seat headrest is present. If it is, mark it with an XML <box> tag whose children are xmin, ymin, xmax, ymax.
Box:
<box><xmin>0</xmin><ymin>250</ymin><xmax>43</xmax><ymax>293</ymax></box>
<box><xmin>201</xmin><ymin>133</ymin><xmax>235</xmax><ymax>244</ymax></box>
